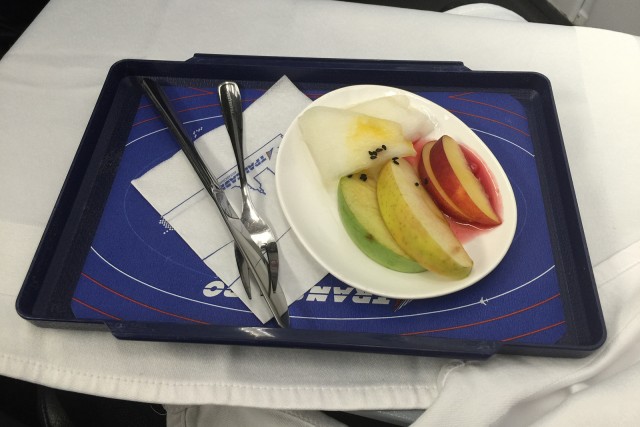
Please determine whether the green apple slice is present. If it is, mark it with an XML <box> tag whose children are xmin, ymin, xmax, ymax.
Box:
<box><xmin>378</xmin><ymin>158</ymin><xmax>473</xmax><ymax>279</ymax></box>
<box><xmin>338</xmin><ymin>174</ymin><xmax>426</xmax><ymax>273</ymax></box>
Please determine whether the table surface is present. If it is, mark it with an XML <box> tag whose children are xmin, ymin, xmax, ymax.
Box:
<box><xmin>1</xmin><ymin>0</ymin><xmax>640</xmax><ymax>423</ymax></box>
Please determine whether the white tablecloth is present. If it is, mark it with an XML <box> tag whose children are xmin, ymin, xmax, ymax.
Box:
<box><xmin>1</xmin><ymin>0</ymin><xmax>639</xmax><ymax>425</ymax></box>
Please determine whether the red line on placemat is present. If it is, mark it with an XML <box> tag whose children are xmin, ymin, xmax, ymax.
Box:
<box><xmin>188</xmin><ymin>86</ymin><xmax>215</xmax><ymax>95</ymax></box>
<box><xmin>171</xmin><ymin>103</ymin><xmax>220</xmax><ymax>114</ymax></box>
<box><xmin>138</xmin><ymin>87</ymin><xmax>215</xmax><ymax>110</ymax></box>
<box><xmin>72</xmin><ymin>297</ymin><xmax>121</xmax><ymax>320</ymax></box>
<box><xmin>401</xmin><ymin>293</ymin><xmax>560</xmax><ymax>336</ymax></box>
<box><xmin>449</xmin><ymin>92</ymin><xmax>528</xmax><ymax>120</ymax></box>
<box><xmin>138</xmin><ymin>93</ymin><xmax>208</xmax><ymax>110</ymax></box>
<box><xmin>80</xmin><ymin>272</ymin><xmax>209</xmax><ymax>325</ymax></box>
<box><xmin>132</xmin><ymin>115</ymin><xmax>162</xmax><ymax>127</ymax></box>
<box><xmin>447</xmin><ymin>109</ymin><xmax>530</xmax><ymax>137</ymax></box>
<box><xmin>501</xmin><ymin>320</ymin><xmax>566</xmax><ymax>342</ymax></box>
<box><xmin>132</xmin><ymin>98</ymin><xmax>260</xmax><ymax>127</ymax></box>
<box><xmin>133</xmin><ymin>103</ymin><xmax>219</xmax><ymax>127</ymax></box>
<box><xmin>451</xmin><ymin>91</ymin><xmax>475</xmax><ymax>98</ymax></box>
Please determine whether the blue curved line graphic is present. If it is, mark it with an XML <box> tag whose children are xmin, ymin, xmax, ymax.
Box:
<box><xmin>290</xmin><ymin>265</ymin><xmax>556</xmax><ymax>321</ymax></box>
<box><xmin>89</xmin><ymin>246</ymin><xmax>252</xmax><ymax>314</ymax></box>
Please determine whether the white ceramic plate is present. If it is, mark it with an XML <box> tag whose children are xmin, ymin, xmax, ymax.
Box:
<box><xmin>275</xmin><ymin>85</ymin><xmax>517</xmax><ymax>299</ymax></box>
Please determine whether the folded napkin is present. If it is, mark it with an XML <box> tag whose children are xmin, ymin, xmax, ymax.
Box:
<box><xmin>132</xmin><ymin>76</ymin><xmax>327</xmax><ymax>323</ymax></box>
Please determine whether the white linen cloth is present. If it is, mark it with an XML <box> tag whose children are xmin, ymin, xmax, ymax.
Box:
<box><xmin>170</xmin><ymin>239</ymin><xmax>640</xmax><ymax>425</ymax></box>
<box><xmin>132</xmin><ymin>76</ymin><xmax>325</xmax><ymax>323</ymax></box>
<box><xmin>1</xmin><ymin>0</ymin><xmax>640</xmax><ymax>425</ymax></box>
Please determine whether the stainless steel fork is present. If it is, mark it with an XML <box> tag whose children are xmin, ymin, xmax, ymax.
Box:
<box><xmin>218</xmin><ymin>81</ymin><xmax>280</xmax><ymax>298</ymax></box>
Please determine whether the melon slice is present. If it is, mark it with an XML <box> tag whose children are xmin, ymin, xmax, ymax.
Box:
<box><xmin>349</xmin><ymin>95</ymin><xmax>435</xmax><ymax>142</ymax></box>
<box><xmin>298</xmin><ymin>106</ymin><xmax>415</xmax><ymax>183</ymax></box>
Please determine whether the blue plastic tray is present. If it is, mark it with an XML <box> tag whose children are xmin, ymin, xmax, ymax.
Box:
<box><xmin>16</xmin><ymin>54</ymin><xmax>605</xmax><ymax>358</ymax></box>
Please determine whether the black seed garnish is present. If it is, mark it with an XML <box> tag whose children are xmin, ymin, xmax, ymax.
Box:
<box><xmin>392</xmin><ymin>157</ymin><xmax>399</xmax><ymax>165</ymax></box>
<box><xmin>414</xmin><ymin>182</ymin><xmax>419</xmax><ymax>187</ymax></box>
<box><xmin>370</xmin><ymin>155</ymin><xmax>377</xmax><ymax>160</ymax></box>
<box><xmin>359</xmin><ymin>173</ymin><xmax>368</xmax><ymax>182</ymax></box>
<box><xmin>382</xmin><ymin>144</ymin><xmax>387</xmax><ymax>150</ymax></box>
<box><xmin>376</xmin><ymin>147</ymin><xmax>383</xmax><ymax>152</ymax></box>
<box><xmin>347</xmin><ymin>174</ymin><xmax>353</xmax><ymax>178</ymax></box>
<box><xmin>368</xmin><ymin>150</ymin><xmax>376</xmax><ymax>156</ymax></box>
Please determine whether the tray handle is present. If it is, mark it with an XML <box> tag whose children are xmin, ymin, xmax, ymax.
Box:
<box><xmin>107</xmin><ymin>321</ymin><xmax>499</xmax><ymax>359</ymax></box>
<box><xmin>186</xmin><ymin>53</ymin><xmax>471</xmax><ymax>73</ymax></box>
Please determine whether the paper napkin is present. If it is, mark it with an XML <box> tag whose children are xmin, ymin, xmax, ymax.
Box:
<box><xmin>132</xmin><ymin>76</ymin><xmax>328</xmax><ymax>323</ymax></box>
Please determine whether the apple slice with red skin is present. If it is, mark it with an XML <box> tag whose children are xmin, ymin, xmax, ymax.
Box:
<box><xmin>418</xmin><ymin>140</ymin><xmax>473</xmax><ymax>223</ymax></box>
<box><xmin>418</xmin><ymin>135</ymin><xmax>501</xmax><ymax>226</ymax></box>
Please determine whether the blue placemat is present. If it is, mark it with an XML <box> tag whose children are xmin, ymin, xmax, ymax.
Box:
<box><xmin>71</xmin><ymin>84</ymin><xmax>566</xmax><ymax>345</ymax></box>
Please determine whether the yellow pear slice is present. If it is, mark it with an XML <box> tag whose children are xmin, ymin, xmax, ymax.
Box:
<box><xmin>377</xmin><ymin>158</ymin><xmax>473</xmax><ymax>279</ymax></box>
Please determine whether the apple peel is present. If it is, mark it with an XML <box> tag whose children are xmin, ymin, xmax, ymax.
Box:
<box><xmin>419</xmin><ymin>135</ymin><xmax>501</xmax><ymax>226</ymax></box>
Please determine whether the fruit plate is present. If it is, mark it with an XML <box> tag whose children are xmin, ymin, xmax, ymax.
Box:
<box><xmin>276</xmin><ymin>85</ymin><xmax>517</xmax><ymax>299</ymax></box>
